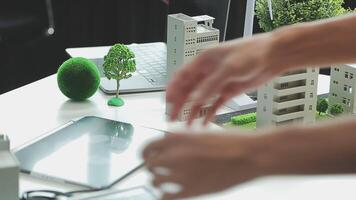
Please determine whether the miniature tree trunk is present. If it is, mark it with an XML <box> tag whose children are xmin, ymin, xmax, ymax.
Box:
<box><xmin>116</xmin><ymin>80</ymin><xmax>120</xmax><ymax>98</ymax></box>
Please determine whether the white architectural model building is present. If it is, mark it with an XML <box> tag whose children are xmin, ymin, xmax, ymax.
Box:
<box><xmin>166</xmin><ymin>13</ymin><xmax>220</xmax><ymax>121</ymax></box>
<box><xmin>0</xmin><ymin>134</ymin><xmax>19</xmax><ymax>200</ymax></box>
<box><xmin>256</xmin><ymin>68</ymin><xmax>319</xmax><ymax>128</ymax></box>
<box><xmin>329</xmin><ymin>64</ymin><xmax>356</xmax><ymax>113</ymax></box>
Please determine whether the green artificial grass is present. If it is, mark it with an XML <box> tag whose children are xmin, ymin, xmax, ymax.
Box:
<box><xmin>223</xmin><ymin>121</ymin><xmax>257</xmax><ymax>130</ymax></box>
<box><xmin>223</xmin><ymin>112</ymin><xmax>334</xmax><ymax>129</ymax></box>
<box><xmin>316</xmin><ymin>113</ymin><xmax>333</xmax><ymax>121</ymax></box>
<box><xmin>108</xmin><ymin>97</ymin><xmax>124</xmax><ymax>107</ymax></box>
<box><xmin>57</xmin><ymin>57</ymin><xmax>100</xmax><ymax>101</ymax></box>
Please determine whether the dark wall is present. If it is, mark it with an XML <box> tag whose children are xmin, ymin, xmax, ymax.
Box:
<box><xmin>1</xmin><ymin>0</ymin><xmax>168</xmax><ymax>94</ymax></box>
<box><xmin>1</xmin><ymin>0</ymin><xmax>356</xmax><ymax>94</ymax></box>
<box><xmin>53</xmin><ymin>0</ymin><xmax>167</xmax><ymax>47</ymax></box>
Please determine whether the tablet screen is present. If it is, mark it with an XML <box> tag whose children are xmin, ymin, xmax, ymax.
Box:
<box><xmin>15</xmin><ymin>116</ymin><xmax>165</xmax><ymax>188</ymax></box>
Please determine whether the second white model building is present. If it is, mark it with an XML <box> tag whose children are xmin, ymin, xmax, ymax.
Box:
<box><xmin>329</xmin><ymin>64</ymin><xmax>356</xmax><ymax>113</ymax></box>
<box><xmin>256</xmin><ymin>68</ymin><xmax>319</xmax><ymax>128</ymax></box>
<box><xmin>166</xmin><ymin>13</ymin><xmax>220</xmax><ymax>121</ymax></box>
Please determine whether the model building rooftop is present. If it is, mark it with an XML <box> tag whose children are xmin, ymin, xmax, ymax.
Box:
<box><xmin>346</xmin><ymin>64</ymin><xmax>356</xmax><ymax>68</ymax></box>
<box><xmin>192</xmin><ymin>15</ymin><xmax>215</xmax><ymax>22</ymax></box>
<box><xmin>170</xmin><ymin>13</ymin><xmax>196</xmax><ymax>22</ymax></box>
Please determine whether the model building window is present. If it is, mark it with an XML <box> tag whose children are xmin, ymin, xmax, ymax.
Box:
<box><xmin>345</xmin><ymin>72</ymin><xmax>349</xmax><ymax>78</ymax></box>
<box><xmin>309</xmin><ymin>105</ymin><xmax>313</xmax><ymax>110</ymax></box>
<box><xmin>281</xmin><ymin>83</ymin><xmax>289</xmax><ymax>89</ymax></box>
<box><xmin>351</xmin><ymin>73</ymin><xmax>354</xmax><ymax>79</ymax></box>
<box><xmin>311</xmin><ymin>80</ymin><xmax>315</xmax><ymax>86</ymax></box>
<box><xmin>349</xmin><ymin>86</ymin><xmax>353</xmax><ymax>93</ymax></box>
<box><xmin>263</xmin><ymin>106</ymin><xmax>267</xmax><ymax>112</ymax></box>
<box><xmin>309</xmin><ymin>93</ymin><xmax>314</xmax><ymax>98</ymax></box>
<box><xmin>343</xmin><ymin>97</ymin><xmax>347</xmax><ymax>104</ymax></box>
<box><xmin>347</xmin><ymin>99</ymin><xmax>351</xmax><ymax>106</ymax></box>
<box><xmin>264</xmin><ymin>94</ymin><xmax>268</xmax><ymax>99</ymax></box>
<box><xmin>344</xmin><ymin>85</ymin><xmax>348</xmax><ymax>92</ymax></box>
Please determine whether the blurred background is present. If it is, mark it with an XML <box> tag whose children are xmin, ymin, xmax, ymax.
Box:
<box><xmin>0</xmin><ymin>0</ymin><xmax>355</xmax><ymax>94</ymax></box>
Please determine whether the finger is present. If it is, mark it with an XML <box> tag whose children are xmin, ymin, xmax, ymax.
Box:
<box><xmin>146</xmin><ymin>154</ymin><xmax>177</xmax><ymax>170</ymax></box>
<box><xmin>167</xmin><ymin>54</ymin><xmax>219</xmax><ymax>121</ymax></box>
<box><xmin>161</xmin><ymin>193</ymin><xmax>181</xmax><ymax>200</ymax></box>
<box><xmin>169</xmin><ymin>97</ymin><xmax>189</xmax><ymax>121</ymax></box>
<box><xmin>166</xmin><ymin>56</ymin><xmax>209</xmax><ymax>107</ymax></box>
<box><xmin>161</xmin><ymin>189</ymin><xmax>193</xmax><ymax>200</ymax></box>
<box><xmin>187</xmin><ymin>102</ymin><xmax>204</xmax><ymax>126</ymax></box>
<box><xmin>187</xmin><ymin>70</ymin><xmax>231</xmax><ymax>125</ymax></box>
<box><xmin>203</xmin><ymin>94</ymin><xmax>230</xmax><ymax>125</ymax></box>
<box><xmin>152</xmin><ymin>174</ymin><xmax>181</xmax><ymax>187</ymax></box>
<box><xmin>142</xmin><ymin>137</ymin><xmax>176</xmax><ymax>160</ymax></box>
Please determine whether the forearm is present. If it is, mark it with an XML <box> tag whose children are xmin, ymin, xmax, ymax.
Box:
<box><xmin>254</xmin><ymin>117</ymin><xmax>356</xmax><ymax>176</ymax></box>
<box><xmin>270</xmin><ymin>14</ymin><xmax>356</xmax><ymax>72</ymax></box>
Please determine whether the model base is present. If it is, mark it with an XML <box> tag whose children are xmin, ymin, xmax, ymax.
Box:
<box><xmin>108</xmin><ymin>97</ymin><xmax>124</xmax><ymax>107</ymax></box>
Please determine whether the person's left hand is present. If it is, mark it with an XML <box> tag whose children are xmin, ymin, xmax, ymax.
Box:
<box><xmin>142</xmin><ymin>133</ymin><xmax>263</xmax><ymax>200</ymax></box>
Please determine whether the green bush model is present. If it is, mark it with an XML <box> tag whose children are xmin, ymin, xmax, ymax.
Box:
<box><xmin>317</xmin><ymin>98</ymin><xmax>329</xmax><ymax>115</ymax></box>
<box><xmin>330</xmin><ymin>104</ymin><xmax>344</xmax><ymax>116</ymax></box>
<box><xmin>256</xmin><ymin>0</ymin><xmax>350</xmax><ymax>32</ymax></box>
<box><xmin>231</xmin><ymin>113</ymin><xmax>257</xmax><ymax>126</ymax></box>
<box><xmin>57</xmin><ymin>57</ymin><xmax>100</xmax><ymax>101</ymax></box>
<box><xmin>103</xmin><ymin>44</ymin><xmax>136</xmax><ymax>107</ymax></box>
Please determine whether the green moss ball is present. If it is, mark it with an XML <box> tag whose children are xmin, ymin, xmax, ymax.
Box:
<box><xmin>57</xmin><ymin>57</ymin><xmax>100</xmax><ymax>101</ymax></box>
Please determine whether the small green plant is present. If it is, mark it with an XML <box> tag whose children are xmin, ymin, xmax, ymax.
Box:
<box><xmin>103</xmin><ymin>44</ymin><xmax>136</xmax><ymax>106</ymax></box>
<box><xmin>231</xmin><ymin>113</ymin><xmax>257</xmax><ymax>126</ymax></box>
<box><xmin>329</xmin><ymin>104</ymin><xmax>344</xmax><ymax>116</ymax></box>
<box><xmin>256</xmin><ymin>0</ymin><xmax>351</xmax><ymax>32</ymax></box>
<box><xmin>317</xmin><ymin>98</ymin><xmax>329</xmax><ymax>115</ymax></box>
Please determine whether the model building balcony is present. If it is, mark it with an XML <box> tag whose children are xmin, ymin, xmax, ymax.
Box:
<box><xmin>277</xmin><ymin>72</ymin><xmax>308</xmax><ymax>83</ymax></box>
<box><xmin>274</xmin><ymin>79</ymin><xmax>307</xmax><ymax>90</ymax></box>
<box><xmin>273</xmin><ymin>99</ymin><xmax>306</xmax><ymax>110</ymax></box>
<box><xmin>272</xmin><ymin>105</ymin><xmax>305</xmax><ymax>122</ymax></box>
<box><xmin>273</xmin><ymin>86</ymin><xmax>307</xmax><ymax>96</ymax></box>
<box><xmin>272</xmin><ymin>110</ymin><xmax>305</xmax><ymax>122</ymax></box>
<box><xmin>282</xmin><ymin>69</ymin><xmax>307</xmax><ymax>77</ymax></box>
<box><xmin>273</xmin><ymin>93</ymin><xmax>306</xmax><ymax>109</ymax></box>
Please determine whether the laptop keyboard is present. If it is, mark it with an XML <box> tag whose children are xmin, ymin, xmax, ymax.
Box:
<box><xmin>129</xmin><ymin>43</ymin><xmax>167</xmax><ymax>86</ymax></box>
<box><xmin>94</xmin><ymin>42</ymin><xmax>167</xmax><ymax>86</ymax></box>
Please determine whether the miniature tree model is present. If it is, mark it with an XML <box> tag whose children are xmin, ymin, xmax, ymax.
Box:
<box><xmin>330</xmin><ymin>104</ymin><xmax>344</xmax><ymax>116</ymax></box>
<box><xmin>256</xmin><ymin>0</ymin><xmax>350</xmax><ymax>32</ymax></box>
<box><xmin>317</xmin><ymin>98</ymin><xmax>329</xmax><ymax>115</ymax></box>
<box><xmin>103</xmin><ymin>44</ymin><xmax>136</xmax><ymax>107</ymax></box>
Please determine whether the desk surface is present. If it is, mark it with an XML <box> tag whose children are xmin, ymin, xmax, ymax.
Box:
<box><xmin>1</xmin><ymin>74</ymin><xmax>356</xmax><ymax>199</ymax></box>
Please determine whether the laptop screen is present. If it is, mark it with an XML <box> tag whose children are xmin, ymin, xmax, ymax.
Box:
<box><xmin>168</xmin><ymin>0</ymin><xmax>231</xmax><ymax>41</ymax></box>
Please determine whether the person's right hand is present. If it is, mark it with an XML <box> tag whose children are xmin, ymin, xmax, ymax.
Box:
<box><xmin>166</xmin><ymin>33</ymin><xmax>286</xmax><ymax>125</ymax></box>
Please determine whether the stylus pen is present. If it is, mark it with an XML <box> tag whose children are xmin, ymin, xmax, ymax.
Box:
<box><xmin>107</xmin><ymin>163</ymin><xmax>146</xmax><ymax>189</ymax></box>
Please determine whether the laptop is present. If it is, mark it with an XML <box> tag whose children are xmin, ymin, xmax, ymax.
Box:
<box><xmin>66</xmin><ymin>0</ymin><xmax>231</xmax><ymax>94</ymax></box>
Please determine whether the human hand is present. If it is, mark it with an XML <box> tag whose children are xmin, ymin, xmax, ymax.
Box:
<box><xmin>166</xmin><ymin>33</ymin><xmax>284</xmax><ymax>125</ymax></box>
<box><xmin>143</xmin><ymin>133</ymin><xmax>264</xmax><ymax>200</ymax></box>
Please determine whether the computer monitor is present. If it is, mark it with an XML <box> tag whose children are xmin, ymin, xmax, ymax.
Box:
<box><xmin>169</xmin><ymin>0</ymin><xmax>231</xmax><ymax>41</ymax></box>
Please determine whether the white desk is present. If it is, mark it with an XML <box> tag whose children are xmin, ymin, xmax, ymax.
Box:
<box><xmin>2</xmin><ymin>74</ymin><xmax>356</xmax><ymax>199</ymax></box>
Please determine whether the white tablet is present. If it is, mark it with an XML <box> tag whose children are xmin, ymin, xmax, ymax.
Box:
<box><xmin>15</xmin><ymin>116</ymin><xmax>165</xmax><ymax>189</ymax></box>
